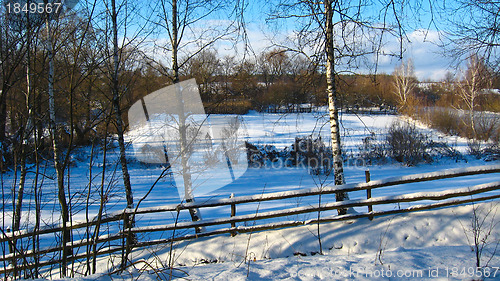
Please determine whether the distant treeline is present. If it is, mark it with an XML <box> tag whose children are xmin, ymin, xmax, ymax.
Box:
<box><xmin>3</xmin><ymin>38</ymin><xmax>500</xmax><ymax>149</ymax></box>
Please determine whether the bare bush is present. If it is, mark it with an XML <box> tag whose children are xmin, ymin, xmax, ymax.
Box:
<box><xmin>467</xmin><ymin>140</ymin><xmax>483</xmax><ymax>159</ymax></box>
<box><xmin>293</xmin><ymin>136</ymin><xmax>332</xmax><ymax>175</ymax></box>
<box><xmin>482</xmin><ymin>144</ymin><xmax>500</xmax><ymax>161</ymax></box>
<box><xmin>428</xmin><ymin>109</ymin><xmax>461</xmax><ymax>136</ymax></box>
<box><xmin>245</xmin><ymin>136</ymin><xmax>333</xmax><ymax>175</ymax></box>
<box><xmin>475</xmin><ymin>114</ymin><xmax>500</xmax><ymax>141</ymax></box>
<box><xmin>458</xmin><ymin>202</ymin><xmax>500</xmax><ymax>269</ymax></box>
<box><xmin>427</xmin><ymin>140</ymin><xmax>463</xmax><ymax>162</ymax></box>
<box><xmin>357</xmin><ymin>124</ymin><xmax>461</xmax><ymax>166</ymax></box>
<box><xmin>419</xmin><ymin>107</ymin><xmax>500</xmax><ymax>144</ymax></box>
<box><xmin>358</xmin><ymin>132</ymin><xmax>387</xmax><ymax>165</ymax></box>
<box><xmin>386</xmin><ymin>122</ymin><xmax>431</xmax><ymax>166</ymax></box>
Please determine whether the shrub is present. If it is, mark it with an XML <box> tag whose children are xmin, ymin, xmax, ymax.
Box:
<box><xmin>245</xmin><ymin>142</ymin><xmax>293</xmax><ymax>168</ymax></box>
<box><xmin>205</xmin><ymin>99</ymin><xmax>252</xmax><ymax>114</ymax></box>
<box><xmin>386</xmin><ymin>122</ymin><xmax>431</xmax><ymax>166</ymax></box>
<box><xmin>245</xmin><ymin>136</ymin><xmax>333</xmax><ymax>175</ymax></box>
<box><xmin>418</xmin><ymin>107</ymin><xmax>500</xmax><ymax>142</ymax></box>
<box><xmin>292</xmin><ymin>136</ymin><xmax>332</xmax><ymax>175</ymax></box>
<box><xmin>399</xmin><ymin>94</ymin><xmax>423</xmax><ymax>117</ymax></box>
<box><xmin>475</xmin><ymin>114</ymin><xmax>500</xmax><ymax>141</ymax></box>
<box><xmin>466</xmin><ymin>141</ymin><xmax>500</xmax><ymax>161</ymax></box>
<box><xmin>426</xmin><ymin>140</ymin><xmax>463</xmax><ymax>162</ymax></box>
<box><xmin>428</xmin><ymin>109</ymin><xmax>461</xmax><ymax>136</ymax></box>
<box><xmin>358</xmin><ymin>132</ymin><xmax>387</xmax><ymax>165</ymax></box>
<box><xmin>467</xmin><ymin>140</ymin><xmax>483</xmax><ymax>159</ymax></box>
<box><xmin>483</xmin><ymin>144</ymin><xmax>500</xmax><ymax>161</ymax></box>
<box><xmin>492</xmin><ymin>126</ymin><xmax>500</xmax><ymax>144</ymax></box>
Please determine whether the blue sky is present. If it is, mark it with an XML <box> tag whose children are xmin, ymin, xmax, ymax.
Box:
<box><xmin>80</xmin><ymin>0</ymin><xmax>460</xmax><ymax>81</ymax></box>
<box><xmin>233</xmin><ymin>0</ymin><xmax>458</xmax><ymax>81</ymax></box>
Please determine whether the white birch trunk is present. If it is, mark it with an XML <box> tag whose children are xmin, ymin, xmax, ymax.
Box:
<box><xmin>324</xmin><ymin>0</ymin><xmax>349</xmax><ymax>215</ymax></box>
<box><xmin>171</xmin><ymin>0</ymin><xmax>204</xmax><ymax>233</ymax></box>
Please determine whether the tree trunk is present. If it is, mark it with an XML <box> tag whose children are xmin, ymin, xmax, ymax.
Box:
<box><xmin>110</xmin><ymin>0</ymin><xmax>136</xmax><ymax>268</ymax></box>
<box><xmin>13</xmin><ymin>16</ymin><xmax>34</xmax><ymax>240</ymax></box>
<box><xmin>324</xmin><ymin>0</ymin><xmax>349</xmax><ymax>215</ymax></box>
<box><xmin>0</xmin><ymin>12</ymin><xmax>11</xmax><ymax>166</ymax></box>
<box><xmin>45</xmin><ymin>17</ymin><xmax>72</xmax><ymax>277</ymax></box>
<box><xmin>171</xmin><ymin>0</ymin><xmax>204</xmax><ymax>233</ymax></box>
<box><xmin>0</xmin><ymin>88</ymin><xmax>6</xmax><ymax>156</ymax></box>
<box><xmin>111</xmin><ymin>0</ymin><xmax>133</xmax><ymax>211</ymax></box>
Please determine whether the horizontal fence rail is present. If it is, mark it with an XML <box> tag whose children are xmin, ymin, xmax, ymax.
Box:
<box><xmin>1</xmin><ymin>164</ymin><xmax>500</xmax><ymax>276</ymax></box>
<box><xmin>119</xmin><ymin>164</ymin><xmax>500</xmax><ymax>214</ymax></box>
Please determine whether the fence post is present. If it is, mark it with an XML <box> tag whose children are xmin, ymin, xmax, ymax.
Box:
<box><xmin>230</xmin><ymin>193</ymin><xmax>236</xmax><ymax>237</ymax></box>
<box><xmin>121</xmin><ymin>210</ymin><xmax>137</xmax><ymax>270</ymax></box>
<box><xmin>365</xmin><ymin>170</ymin><xmax>373</xmax><ymax>221</ymax></box>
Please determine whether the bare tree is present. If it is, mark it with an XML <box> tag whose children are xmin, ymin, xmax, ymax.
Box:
<box><xmin>259</xmin><ymin>48</ymin><xmax>290</xmax><ymax>86</ymax></box>
<box><xmin>185</xmin><ymin>49</ymin><xmax>221</xmax><ymax>98</ymax></box>
<box><xmin>8</xmin><ymin>0</ymin><xmax>45</xmax><ymax>252</ymax></box>
<box><xmin>446</xmin><ymin>0</ymin><xmax>500</xmax><ymax>68</ymax></box>
<box><xmin>99</xmin><ymin>0</ymin><xmax>157</xmax><ymax>267</ymax></box>
<box><xmin>83</xmin><ymin>0</ymin><xmax>153</xmax><ymax>247</ymax></box>
<box><xmin>269</xmin><ymin>0</ymin><xmax>408</xmax><ymax>214</ymax></box>
<box><xmin>109</xmin><ymin>0</ymin><xmax>134</xmax><ymax>213</ymax></box>
<box><xmin>457</xmin><ymin>54</ymin><xmax>492</xmax><ymax>138</ymax></box>
<box><xmin>392</xmin><ymin>59</ymin><xmax>417</xmax><ymax>113</ymax></box>
<box><xmin>33</xmin><ymin>4</ymin><xmax>102</xmax><ymax>277</ymax></box>
<box><xmin>0</xmin><ymin>10</ymin><xmax>27</xmax><ymax>165</ymax></box>
<box><xmin>324</xmin><ymin>0</ymin><xmax>346</xmax><ymax>202</ymax></box>
<box><xmin>150</xmin><ymin>0</ymin><xmax>246</xmax><ymax>230</ymax></box>
<box><xmin>43</xmin><ymin>8</ymin><xmax>74</xmax><ymax>277</ymax></box>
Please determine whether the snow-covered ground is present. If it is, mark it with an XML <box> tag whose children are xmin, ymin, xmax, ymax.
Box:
<box><xmin>3</xmin><ymin>111</ymin><xmax>476</xmax><ymax>230</ymax></box>
<box><xmin>60</xmin><ymin>202</ymin><xmax>500</xmax><ymax>280</ymax></box>
<box><xmin>2</xmin><ymin>110</ymin><xmax>500</xmax><ymax>280</ymax></box>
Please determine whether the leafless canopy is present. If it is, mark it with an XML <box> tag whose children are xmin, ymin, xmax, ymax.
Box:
<box><xmin>267</xmin><ymin>0</ymin><xmax>419</xmax><ymax>73</ymax></box>
<box><xmin>447</xmin><ymin>0</ymin><xmax>500</xmax><ymax>68</ymax></box>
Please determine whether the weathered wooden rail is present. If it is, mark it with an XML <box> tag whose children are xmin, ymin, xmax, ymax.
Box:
<box><xmin>1</xmin><ymin>164</ymin><xmax>500</xmax><ymax>277</ymax></box>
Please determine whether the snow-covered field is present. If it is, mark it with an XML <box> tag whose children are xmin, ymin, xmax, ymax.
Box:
<box><xmin>2</xmin><ymin>110</ymin><xmax>500</xmax><ymax>280</ymax></box>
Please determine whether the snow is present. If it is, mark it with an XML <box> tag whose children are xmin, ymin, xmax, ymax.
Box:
<box><xmin>2</xmin><ymin>110</ymin><xmax>500</xmax><ymax>280</ymax></box>
<box><xmin>120</xmin><ymin>164</ymin><xmax>500</xmax><ymax>215</ymax></box>
<box><xmin>57</xmin><ymin>202</ymin><xmax>500</xmax><ymax>280</ymax></box>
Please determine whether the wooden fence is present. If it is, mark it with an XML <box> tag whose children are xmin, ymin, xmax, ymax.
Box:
<box><xmin>1</xmin><ymin>164</ymin><xmax>500</xmax><ymax>277</ymax></box>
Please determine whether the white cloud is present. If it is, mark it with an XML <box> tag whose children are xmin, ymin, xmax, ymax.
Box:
<box><xmin>376</xmin><ymin>29</ymin><xmax>453</xmax><ymax>81</ymax></box>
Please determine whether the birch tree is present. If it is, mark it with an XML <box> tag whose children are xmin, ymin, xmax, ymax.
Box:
<box><xmin>5</xmin><ymin>0</ymin><xmax>44</xmax><ymax>245</ymax></box>
<box><xmin>447</xmin><ymin>0</ymin><xmax>500</xmax><ymax>68</ymax></box>
<box><xmin>43</xmin><ymin>8</ymin><xmax>74</xmax><ymax>277</ymax></box>
<box><xmin>150</xmin><ymin>0</ymin><xmax>245</xmax><ymax>231</ymax></box>
<box><xmin>100</xmin><ymin>0</ymin><xmax>155</xmax><ymax>264</ymax></box>
<box><xmin>43</xmin><ymin>3</ymin><xmax>93</xmax><ymax>276</ymax></box>
<box><xmin>457</xmin><ymin>54</ymin><xmax>492</xmax><ymax>138</ymax></box>
<box><xmin>392</xmin><ymin>59</ymin><xmax>417</xmax><ymax>113</ymax></box>
<box><xmin>94</xmin><ymin>0</ymin><xmax>151</xmax><ymax>236</ymax></box>
<box><xmin>109</xmin><ymin>0</ymin><xmax>134</xmax><ymax>213</ymax></box>
<box><xmin>324</xmin><ymin>0</ymin><xmax>346</xmax><ymax>204</ymax></box>
<box><xmin>270</xmin><ymin>0</ymin><xmax>409</xmax><ymax>214</ymax></box>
